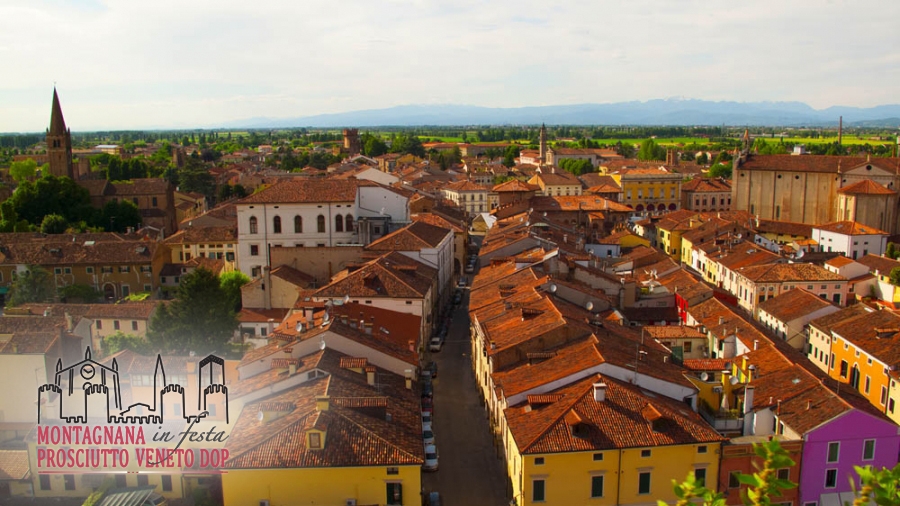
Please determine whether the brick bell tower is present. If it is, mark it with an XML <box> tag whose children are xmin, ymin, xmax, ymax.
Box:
<box><xmin>46</xmin><ymin>87</ymin><xmax>74</xmax><ymax>179</ymax></box>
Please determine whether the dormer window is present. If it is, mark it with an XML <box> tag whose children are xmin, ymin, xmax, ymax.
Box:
<box><xmin>308</xmin><ymin>432</ymin><xmax>321</xmax><ymax>449</ymax></box>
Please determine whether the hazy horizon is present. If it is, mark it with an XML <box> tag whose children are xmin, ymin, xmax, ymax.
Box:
<box><xmin>3</xmin><ymin>0</ymin><xmax>899</xmax><ymax>131</ymax></box>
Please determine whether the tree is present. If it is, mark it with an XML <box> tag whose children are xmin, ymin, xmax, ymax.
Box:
<box><xmin>59</xmin><ymin>283</ymin><xmax>102</xmax><ymax>303</ymax></box>
<box><xmin>9</xmin><ymin>158</ymin><xmax>37</xmax><ymax>182</ymax></box>
<box><xmin>708</xmin><ymin>163</ymin><xmax>733</xmax><ymax>179</ymax></box>
<box><xmin>559</xmin><ymin>158</ymin><xmax>594</xmax><ymax>176</ymax></box>
<box><xmin>889</xmin><ymin>267</ymin><xmax>900</xmax><ymax>286</ymax></box>
<box><xmin>362</xmin><ymin>133</ymin><xmax>388</xmax><ymax>157</ymax></box>
<box><xmin>40</xmin><ymin>214</ymin><xmax>68</xmax><ymax>234</ymax></box>
<box><xmin>9</xmin><ymin>175</ymin><xmax>94</xmax><ymax>227</ymax></box>
<box><xmin>101</xmin><ymin>332</ymin><xmax>153</xmax><ymax>356</ymax></box>
<box><xmin>390</xmin><ymin>133</ymin><xmax>426</xmax><ymax>157</ymax></box>
<box><xmin>886</xmin><ymin>242</ymin><xmax>900</xmax><ymax>260</ymax></box>
<box><xmin>638</xmin><ymin>139</ymin><xmax>666</xmax><ymax>161</ymax></box>
<box><xmin>7</xmin><ymin>266</ymin><xmax>54</xmax><ymax>307</ymax></box>
<box><xmin>220</xmin><ymin>270</ymin><xmax>251</xmax><ymax>312</ymax></box>
<box><xmin>148</xmin><ymin>267</ymin><xmax>237</xmax><ymax>355</ymax></box>
<box><xmin>100</xmin><ymin>200</ymin><xmax>141</xmax><ymax>232</ymax></box>
<box><xmin>0</xmin><ymin>200</ymin><xmax>30</xmax><ymax>232</ymax></box>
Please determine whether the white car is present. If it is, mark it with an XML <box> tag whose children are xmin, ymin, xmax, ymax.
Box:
<box><xmin>423</xmin><ymin>427</ymin><xmax>435</xmax><ymax>445</ymax></box>
<box><xmin>422</xmin><ymin>412</ymin><xmax>433</xmax><ymax>426</ymax></box>
<box><xmin>424</xmin><ymin>444</ymin><xmax>439</xmax><ymax>471</ymax></box>
<box><xmin>429</xmin><ymin>337</ymin><xmax>442</xmax><ymax>352</ymax></box>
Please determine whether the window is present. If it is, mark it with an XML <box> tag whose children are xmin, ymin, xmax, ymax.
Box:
<box><xmin>40</xmin><ymin>474</ymin><xmax>51</xmax><ymax>490</ymax></box>
<box><xmin>697</xmin><ymin>445</ymin><xmax>707</xmax><ymax>454</ymax></box>
<box><xmin>161</xmin><ymin>475</ymin><xmax>172</xmax><ymax>492</ymax></box>
<box><xmin>534</xmin><ymin>457</ymin><xmax>544</xmax><ymax>465</ymax></box>
<box><xmin>273</xmin><ymin>216</ymin><xmax>282</xmax><ymax>233</ymax></box>
<box><xmin>827</xmin><ymin>442</ymin><xmax>839</xmax><ymax>463</ymax></box>
<box><xmin>317</xmin><ymin>214</ymin><xmax>326</xmax><ymax>233</ymax></box>
<box><xmin>96</xmin><ymin>320</ymin><xmax>103</xmax><ymax>330</ymax></box>
<box><xmin>825</xmin><ymin>469</ymin><xmax>837</xmax><ymax>488</ymax></box>
<box><xmin>387</xmin><ymin>467</ymin><xmax>399</xmax><ymax>475</ymax></box>
<box><xmin>386</xmin><ymin>482</ymin><xmax>403</xmax><ymax>506</ymax></box>
<box><xmin>137</xmin><ymin>474</ymin><xmax>149</xmax><ymax>486</ymax></box>
<box><xmin>729</xmin><ymin>471</ymin><xmax>741</xmax><ymax>488</ymax></box>
<box><xmin>863</xmin><ymin>439</ymin><xmax>875</xmax><ymax>460</ymax></box>
<box><xmin>54</xmin><ymin>267</ymin><xmax>62</xmax><ymax>275</ymax></box>
<box><xmin>132</xmin><ymin>321</ymin><xmax>138</xmax><ymax>331</ymax></box>
<box><xmin>345</xmin><ymin>214</ymin><xmax>353</xmax><ymax>231</ymax></box>
<box><xmin>777</xmin><ymin>468</ymin><xmax>790</xmax><ymax>480</ymax></box>
<box><xmin>114</xmin><ymin>320</ymin><xmax>120</xmax><ymax>330</ymax></box>
<box><xmin>335</xmin><ymin>214</ymin><xmax>344</xmax><ymax>232</ymax></box>
<box><xmin>694</xmin><ymin>467</ymin><xmax>706</xmax><ymax>487</ymax></box>
<box><xmin>87</xmin><ymin>267</ymin><xmax>94</xmax><ymax>274</ymax></box>
<box><xmin>684</xmin><ymin>341</ymin><xmax>693</xmax><ymax>353</ymax></box>
<box><xmin>881</xmin><ymin>386</ymin><xmax>888</xmax><ymax>405</ymax></box>
<box><xmin>532</xmin><ymin>479</ymin><xmax>545</xmax><ymax>502</ymax></box>
<box><xmin>641</xmin><ymin>449</ymin><xmax>651</xmax><ymax>457</ymax></box>
<box><xmin>64</xmin><ymin>474</ymin><xmax>76</xmax><ymax>490</ymax></box>
<box><xmin>865</xmin><ymin>376</ymin><xmax>871</xmax><ymax>394</ymax></box>
<box><xmin>121</xmin><ymin>285</ymin><xmax>130</xmax><ymax>297</ymax></box>
<box><xmin>638</xmin><ymin>471</ymin><xmax>651</xmax><ymax>494</ymax></box>
<box><xmin>840</xmin><ymin>360</ymin><xmax>848</xmax><ymax>378</ymax></box>
<box><xmin>294</xmin><ymin>215</ymin><xmax>303</xmax><ymax>233</ymax></box>
<box><xmin>593</xmin><ymin>453</ymin><xmax>603</xmax><ymax>461</ymax></box>
<box><xmin>151</xmin><ymin>197</ymin><xmax>158</xmax><ymax>207</ymax></box>
<box><xmin>249</xmin><ymin>216</ymin><xmax>258</xmax><ymax>234</ymax></box>
<box><xmin>591</xmin><ymin>475</ymin><xmax>604</xmax><ymax>498</ymax></box>
<box><xmin>308</xmin><ymin>432</ymin><xmax>321</xmax><ymax>449</ymax></box>
<box><xmin>250</xmin><ymin>245</ymin><xmax>259</xmax><ymax>256</ymax></box>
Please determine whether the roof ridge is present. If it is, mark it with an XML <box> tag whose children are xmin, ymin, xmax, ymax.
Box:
<box><xmin>521</xmin><ymin>375</ymin><xmax>600</xmax><ymax>452</ymax></box>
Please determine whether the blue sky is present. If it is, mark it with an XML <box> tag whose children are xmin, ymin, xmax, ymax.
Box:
<box><xmin>1</xmin><ymin>0</ymin><xmax>899</xmax><ymax>131</ymax></box>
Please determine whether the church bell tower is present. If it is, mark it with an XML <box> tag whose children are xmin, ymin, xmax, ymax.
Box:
<box><xmin>46</xmin><ymin>87</ymin><xmax>74</xmax><ymax>179</ymax></box>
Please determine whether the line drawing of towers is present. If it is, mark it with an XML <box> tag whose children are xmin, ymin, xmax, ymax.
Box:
<box><xmin>41</xmin><ymin>347</ymin><xmax>122</xmax><ymax>423</ymax></box>
<box><xmin>152</xmin><ymin>354</ymin><xmax>166</xmax><ymax>413</ymax></box>
<box><xmin>199</xmin><ymin>355</ymin><xmax>229</xmax><ymax>423</ymax></box>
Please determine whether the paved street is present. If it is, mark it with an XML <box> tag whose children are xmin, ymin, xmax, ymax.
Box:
<box><xmin>421</xmin><ymin>288</ymin><xmax>508</xmax><ymax>506</ymax></box>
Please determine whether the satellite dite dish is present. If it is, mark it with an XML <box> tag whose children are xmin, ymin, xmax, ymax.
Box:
<box><xmin>257</xmin><ymin>410</ymin><xmax>265</xmax><ymax>421</ymax></box>
<box><xmin>549</xmin><ymin>284</ymin><xmax>558</xmax><ymax>293</ymax></box>
<box><xmin>343</xmin><ymin>295</ymin><xmax>351</xmax><ymax>304</ymax></box>
<box><xmin>730</xmin><ymin>376</ymin><xmax>740</xmax><ymax>385</ymax></box>
<box><xmin>585</xmin><ymin>301</ymin><xmax>594</xmax><ymax>311</ymax></box>
<box><xmin>700</xmin><ymin>372</ymin><xmax>710</xmax><ymax>381</ymax></box>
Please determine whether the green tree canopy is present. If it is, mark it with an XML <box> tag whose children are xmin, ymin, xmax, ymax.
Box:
<box><xmin>9</xmin><ymin>158</ymin><xmax>37</xmax><ymax>182</ymax></box>
<box><xmin>220</xmin><ymin>270</ymin><xmax>251</xmax><ymax>312</ymax></box>
<box><xmin>59</xmin><ymin>283</ymin><xmax>102</xmax><ymax>303</ymax></box>
<box><xmin>361</xmin><ymin>133</ymin><xmax>388</xmax><ymax>157</ymax></box>
<box><xmin>9</xmin><ymin>175</ymin><xmax>94</xmax><ymax>227</ymax></box>
<box><xmin>7</xmin><ymin>266</ymin><xmax>54</xmax><ymax>307</ymax></box>
<box><xmin>102</xmin><ymin>331</ymin><xmax>153</xmax><ymax>356</ymax></box>
<box><xmin>101</xmin><ymin>200</ymin><xmax>142</xmax><ymax>232</ymax></box>
<box><xmin>708</xmin><ymin>163</ymin><xmax>733</xmax><ymax>179</ymax></box>
<box><xmin>390</xmin><ymin>133</ymin><xmax>426</xmax><ymax>157</ymax></box>
<box><xmin>40</xmin><ymin>214</ymin><xmax>68</xmax><ymax>234</ymax></box>
<box><xmin>558</xmin><ymin>158</ymin><xmax>594</xmax><ymax>176</ymax></box>
<box><xmin>148</xmin><ymin>267</ymin><xmax>237</xmax><ymax>355</ymax></box>
<box><xmin>637</xmin><ymin>139</ymin><xmax>667</xmax><ymax>161</ymax></box>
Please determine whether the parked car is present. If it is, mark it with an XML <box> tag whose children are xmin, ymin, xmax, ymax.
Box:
<box><xmin>425</xmin><ymin>361</ymin><xmax>438</xmax><ymax>379</ymax></box>
<box><xmin>423</xmin><ymin>427</ymin><xmax>435</xmax><ymax>445</ymax></box>
<box><xmin>424</xmin><ymin>444</ymin><xmax>439</xmax><ymax>471</ymax></box>
<box><xmin>422</xmin><ymin>411</ymin><xmax>433</xmax><ymax>426</ymax></box>
<box><xmin>457</xmin><ymin>276</ymin><xmax>467</xmax><ymax>288</ymax></box>
<box><xmin>429</xmin><ymin>337</ymin><xmax>443</xmax><ymax>352</ymax></box>
<box><xmin>422</xmin><ymin>382</ymin><xmax>433</xmax><ymax>398</ymax></box>
<box><xmin>421</xmin><ymin>395</ymin><xmax>434</xmax><ymax>412</ymax></box>
<box><xmin>426</xmin><ymin>491</ymin><xmax>441</xmax><ymax>506</ymax></box>
<box><xmin>465</xmin><ymin>264</ymin><xmax>474</xmax><ymax>274</ymax></box>
<box><xmin>453</xmin><ymin>290</ymin><xmax>463</xmax><ymax>305</ymax></box>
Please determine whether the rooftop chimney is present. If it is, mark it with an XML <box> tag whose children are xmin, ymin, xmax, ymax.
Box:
<box><xmin>364</xmin><ymin>323</ymin><xmax>373</xmax><ymax>335</ymax></box>
<box><xmin>366</xmin><ymin>366</ymin><xmax>376</xmax><ymax>386</ymax></box>
<box><xmin>593</xmin><ymin>382</ymin><xmax>607</xmax><ymax>402</ymax></box>
<box><xmin>742</xmin><ymin>385</ymin><xmax>756</xmax><ymax>436</ymax></box>
<box><xmin>404</xmin><ymin>369</ymin><xmax>413</xmax><ymax>390</ymax></box>
<box><xmin>267</xmin><ymin>318</ymin><xmax>275</xmax><ymax>335</ymax></box>
<box><xmin>289</xmin><ymin>362</ymin><xmax>297</xmax><ymax>376</ymax></box>
<box><xmin>718</xmin><ymin>316</ymin><xmax>724</xmax><ymax>326</ymax></box>
<box><xmin>315</xmin><ymin>395</ymin><xmax>330</xmax><ymax>412</ymax></box>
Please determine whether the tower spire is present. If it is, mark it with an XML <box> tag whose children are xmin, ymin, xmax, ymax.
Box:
<box><xmin>49</xmin><ymin>87</ymin><xmax>67</xmax><ymax>136</ymax></box>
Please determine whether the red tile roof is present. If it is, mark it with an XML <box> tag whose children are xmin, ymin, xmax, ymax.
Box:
<box><xmin>315</xmin><ymin>252</ymin><xmax>436</xmax><ymax>299</ymax></box>
<box><xmin>814</xmin><ymin>221</ymin><xmax>888</xmax><ymax>236</ymax></box>
<box><xmin>757</xmin><ymin>288</ymin><xmax>835</xmax><ymax>322</ymax></box>
<box><xmin>837</xmin><ymin>179</ymin><xmax>896</xmax><ymax>195</ymax></box>
<box><xmin>505</xmin><ymin>374</ymin><xmax>724</xmax><ymax>455</ymax></box>
<box><xmin>0</xmin><ymin>450</ymin><xmax>30</xmax><ymax>480</ymax></box>
<box><xmin>739</xmin><ymin>155</ymin><xmax>900</xmax><ymax>174</ymax></box>
<box><xmin>365</xmin><ymin>221</ymin><xmax>451</xmax><ymax>251</ymax></box>
<box><xmin>239</xmin><ymin>179</ymin><xmax>359</xmax><ymax>204</ymax></box>
<box><xmin>737</xmin><ymin>263</ymin><xmax>845</xmax><ymax>283</ymax></box>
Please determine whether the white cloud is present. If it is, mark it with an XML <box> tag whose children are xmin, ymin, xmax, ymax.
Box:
<box><xmin>1</xmin><ymin>0</ymin><xmax>899</xmax><ymax>130</ymax></box>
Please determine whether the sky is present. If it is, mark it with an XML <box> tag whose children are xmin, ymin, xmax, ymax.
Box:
<box><xmin>1</xmin><ymin>0</ymin><xmax>899</xmax><ymax>131</ymax></box>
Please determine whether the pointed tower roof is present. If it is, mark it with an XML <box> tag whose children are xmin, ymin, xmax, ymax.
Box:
<box><xmin>49</xmin><ymin>88</ymin><xmax>67</xmax><ymax>135</ymax></box>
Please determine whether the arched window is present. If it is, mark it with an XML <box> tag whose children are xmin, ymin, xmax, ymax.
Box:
<box><xmin>294</xmin><ymin>215</ymin><xmax>303</xmax><ymax>233</ymax></box>
<box><xmin>249</xmin><ymin>216</ymin><xmax>258</xmax><ymax>234</ymax></box>
<box><xmin>317</xmin><ymin>214</ymin><xmax>325</xmax><ymax>233</ymax></box>
<box><xmin>335</xmin><ymin>214</ymin><xmax>344</xmax><ymax>233</ymax></box>
<box><xmin>345</xmin><ymin>214</ymin><xmax>353</xmax><ymax>231</ymax></box>
<box><xmin>273</xmin><ymin>216</ymin><xmax>282</xmax><ymax>234</ymax></box>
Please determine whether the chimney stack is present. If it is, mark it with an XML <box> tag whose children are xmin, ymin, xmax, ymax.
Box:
<box><xmin>366</xmin><ymin>366</ymin><xmax>376</xmax><ymax>386</ymax></box>
<box><xmin>404</xmin><ymin>369</ymin><xmax>413</xmax><ymax>390</ymax></box>
<box><xmin>593</xmin><ymin>382</ymin><xmax>607</xmax><ymax>402</ymax></box>
<box><xmin>267</xmin><ymin>318</ymin><xmax>275</xmax><ymax>335</ymax></box>
<box><xmin>289</xmin><ymin>362</ymin><xmax>297</xmax><ymax>376</ymax></box>
<box><xmin>315</xmin><ymin>395</ymin><xmax>330</xmax><ymax>412</ymax></box>
<box><xmin>364</xmin><ymin>323</ymin><xmax>373</xmax><ymax>335</ymax></box>
<box><xmin>743</xmin><ymin>385</ymin><xmax>755</xmax><ymax>415</ymax></box>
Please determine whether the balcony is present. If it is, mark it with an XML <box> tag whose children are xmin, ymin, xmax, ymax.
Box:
<box><xmin>699</xmin><ymin>398</ymin><xmax>743</xmax><ymax>433</ymax></box>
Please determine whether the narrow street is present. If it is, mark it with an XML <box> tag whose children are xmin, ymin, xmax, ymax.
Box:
<box><xmin>421</xmin><ymin>287</ymin><xmax>508</xmax><ymax>506</ymax></box>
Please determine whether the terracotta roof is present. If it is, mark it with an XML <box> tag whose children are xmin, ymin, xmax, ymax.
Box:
<box><xmin>578</xmin><ymin>173</ymin><xmax>621</xmax><ymax>190</ymax></box>
<box><xmin>683</xmin><ymin>358</ymin><xmax>730</xmax><ymax>371</ymax></box>
<box><xmin>239</xmin><ymin>179</ymin><xmax>359</xmax><ymax>204</ymax></box>
<box><xmin>0</xmin><ymin>332</ymin><xmax>60</xmax><ymax>354</ymax></box>
<box><xmin>656</xmin><ymin>268</ymin><xmax>714</xmax><ymax>302</ymax></box>
<box><xmin>238</xmin><ymin>308</ymin><xmax>291</xmax><ymax>324</ymax></box>
<box><xmin>753</xmin><ymin>219</ymin><xmax>813</xmax><ymax>238</ymax></box>
<box><xmin>84</xmin><ymin>302</ymin><xmax>158</xmax><ymax>320</ymax></box>
<box><xmin>837</xmin><ymin>179</ymin><xmax>896</xmax><ymax>195</ymax></box>
<box><xmin>493</xmin><ymin>337</ymin><xmax>604</xmax><ymax>398</ymax></box>
<box><xmin>411</xmin><ymin>213</ymin><xmax>464</xmax><ymax>233</ymax></box>
<box><xmin>643</xmin><ymin>326</ymin><xmax>706</xmax><ymax>340</ymax></box>
<box><xmin>737</xmin><ymin>263</ymin><xmax>845</xmax><ymax>282</ymax></box>
<box><xmin>529</xmin><ymin>171</ymin><xmax>582</xmax><ymax>187</ymax></box>
<box><xmin>681</xmin><ymin>178</ymin><xmax>731</xmax><ymax>193</ymax></box>
<box><xmin>808</xmin><ymin>304</ymin><xmax>874</xmax><ymax>335</ymax></box>
<box><xmin>365</xmin><ymin>221</ymin><xmax>451</xmax><ymax>251</ymax></box>
<box><xmin>739</xmin><ymin>154</ymin><xmax>900</xmax><ymax>174</ymax></box>
<box><xmin>814</xmin><ymin>221</ymin><xmax>888</xmax><ymax>236</ymax></box>
<box><xmin>530</xmin><ymin>195</ymin><xmax>631</xmax><ymax>213</ymax></box>
<box><xmin>225</xmin><ymin>348</ymin><xmax>423</xmax><ymax>469</ymax></box>
<box><xmin>444</xmin><ymin>180</ymin><xmax>487</xmax><ymax>192</ymax></box>
<box><xmin>825</xmin><ymin>256</ymin><xmax>855</xmax><ymax>268</ymax></box>
<box><xmin>0</xmin><ymin>450</ymin><xmax>30</xmax><ymax>480</ymax></box>
<box><xmin>271</xmin><ymin>265</ymin><xmax>316</xmax><ymax>287</ymax></box>
<box><xmin>0</xmin><ymin>238</ymin><xmax>159</xmax><ymax>266</ymax></box>
<box><xmin>857</xmin><ymin>254</ymin><xmax>900</xmax><ymax>276</ymax></box>
<box><xmin>505</xmin><ymin>374</ymin><xmax>724</xmax><ymax>455</ymax></box>
<box><xmin>163</xmin><ymin>226</ymin><xmax>237</xmax><ymax>245</ymax></box>
<box><xmin>828</xmin><ymin>309</ymin><xmax>900</xmax><ymax>365</ymax></box>
<box><xmin>757</xmin><ymin>288</ymin><xmax>835</xmax><ymax>322</ymax></box>
<box><xmin>315</xmin><ymin>252</ymin><xmax>435</xmax><ymax>299</ymax></box>
<box><xmin>493</xmin><ymin>180</ymin><xmax>539</xmax><ymax>192</ymax></box>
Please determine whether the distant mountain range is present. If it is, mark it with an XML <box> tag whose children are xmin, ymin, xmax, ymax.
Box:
<box><xmin>220</xmin><ymin>99</ymin><xmax>900</xmax><ymax>129</ymax></box>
